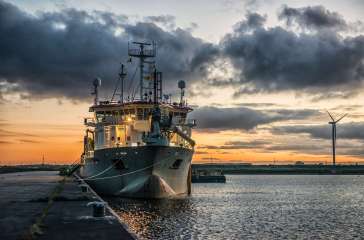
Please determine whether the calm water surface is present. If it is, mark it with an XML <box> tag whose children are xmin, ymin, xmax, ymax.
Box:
<box><xmin>107</xmin><ymin>175</ymin><xmax>364</xmax><ymax>239</ymax></box>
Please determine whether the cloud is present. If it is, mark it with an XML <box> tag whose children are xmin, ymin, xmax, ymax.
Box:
<box><xmin>233</xmin><ymin>102</ymin><xmax>282</xmax><ymax>108</ymax></box>
<box><xmin>343</xmin><ymin>148</ymin><xmax>364</xmax><ymax>156</ymax></box>
<box><xmin>143</xmin><ymin>15</ymin><xmax>176</xmax><ymax>29</ymax></box>
<box><xmin>218</xmin><ymin>10</ymin><xmax>364</xmax><ymax>96</ymax></box>
<box><xmin>0</xmin><ymin>1</ymin><xmax>214</xmax><ymax>101</ymax></box>
<box><xmin>200</xmin><ymin>157</ymin><xmax>220</xmax><ymax>161</ymax></box>
<box><xmin>272</xmin><ymin>122</ymin><xmax>364</xmax><ymax>140</ymax></box>
<box><xmin>200</xmin><ymin>135</ymin><xmax>364</xmax><ymax>157</ymax></box>
<box><xmin>234</xmin><ymin>12</ymin><xmax>267</xmax><ymax>32</ymax></box>
<box><xmin>18</xmin><ymin>139</ymin><xmax>42</xmax><ymax>143</ymax></box>
<box><xmin>0</xmin><ymin>129</ymin><xmax>38</xmax><ymax>138</ymax></box>
<box><xmin>194</xmin><ymin>150</ymin><xmax>209</xmax><ymax>154</ymax></box>
<box><xmin>278</xmin><ymin>5</ymin><xmax>347</xmax><ymax>30</ymax></box>
<box><xmin>201</xmin><ymin>140</ymin><xmax>268</xmax><ymax>149</ymax></box>
<box><xmin>309</xmin><ymin>91</ymin><xmax>358</xmax><ymax>102</ymax></box>
<box><xmin>1</xmin><ymin>2</ymin><xmax>364</xmax><ymax>102</ymax></box>
<box><xmin>189</xmin><ymin>106</ymin><xmax>319</xmax><ymax>131</ymax></box>
<box><xmin>264</xmin><ymin>139</ymin><xmax>364</xmax><ymax>156</ymax></box>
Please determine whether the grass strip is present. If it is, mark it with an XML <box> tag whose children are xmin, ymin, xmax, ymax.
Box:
<box><xmin>22</xmin><ymin>177</ymin><xmax>66</xmax><ymax>239</ymax></box>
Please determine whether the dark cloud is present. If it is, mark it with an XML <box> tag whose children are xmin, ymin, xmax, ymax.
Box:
<box><xmin>343</xmin><ymin>148</ymin><xmax>364</xmax><ymax>156</ymax></box>
<box><xmin>190</xmin><ymin>43</ymin><xmax>220</xmax><ymax>72</ymax></box>
<box><xmin>219</xmin><ymin>10</ymin><xmax>364</xmax><ymax>96</ymax></box>
<box><xmin>189</xmin><ymin>106</ymin><xmax>319</xmax><ymax>131</ymax></box>
<box><xmin>1</xmin><ymin>2</ymin><xmax>364</xmax><ymax>101</ymax></box>
<box><xmin>265</xmin><ymin>139</ymin><xmax>364</xmax><ymax>156</ymax></box>
<box><xmin>0</xmin><ymin>1</ymin><xmax>214</xmax><ymax>101</ymax></box>
<box><xmin>200</xmin><ymin>136</ymin><xmax>364</xmax><ymax>157</ymax></box>
<box><xmin>272</xmin><ymin>122</ymin><xmax>364</xmax><ymax>140</ymax></box>
<box><xmin>234</xmin><ymin>12</ymin><xmax>267</xmax><ymax>32</ymax></box>
<box><xmin>266</xmin><ymin>143</ymin><xmax>322</xmax><ymax>151</ymax></box>
<box><xmin>278</xmin><ymin>5</ymin><xmax>347</xmax><ymax>30</ymax></box>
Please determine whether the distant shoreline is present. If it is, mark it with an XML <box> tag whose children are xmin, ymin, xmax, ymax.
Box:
<box><xmin>3</xmin><ymin>164</ymin><xmax>364</xmax><ymax>175</ymax></box>
<box><xmin>0</xmin><ymin>165</ymin><xmax>64</xmax><ymax>174</ymax></box>
<box><xmin>192</xmin><ymin>163</ymin><xmax>364</xmax><ymax>175</ymax></box>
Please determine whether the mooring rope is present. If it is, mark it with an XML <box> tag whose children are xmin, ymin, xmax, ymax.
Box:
<box><xmin>83</xmin><ymin>160</ymin><xmax>163</xmax><ymax>181</ymax></box>
<box><xmin>83</xmin><ymin>161</ymin><xmax>119</xmax><ymax>180</ymax></box>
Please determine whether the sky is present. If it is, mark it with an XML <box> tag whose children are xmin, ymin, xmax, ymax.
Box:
<box><xmin>0</xmin><ymin>0</ymin><xmax>364</xmax><ymax>165</ymax></box>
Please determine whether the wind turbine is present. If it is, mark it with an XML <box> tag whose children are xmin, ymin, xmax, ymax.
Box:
<box><xmin>327</xmin><ymin>111</ymin><xmax>347</xmax><ymax>166</ymax></box>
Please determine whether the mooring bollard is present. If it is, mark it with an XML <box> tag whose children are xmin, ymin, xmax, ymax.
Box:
<box><xmin>79</xmin><ymin>184</ymin><xmax>89</xmax><ymax>193</ymax></box>
<box><xmin>87</xmin><ymin>201</ymin><xmax>106</xmax><ymax>217</ymax></box>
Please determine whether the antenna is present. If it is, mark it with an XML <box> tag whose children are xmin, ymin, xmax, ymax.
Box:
<box><xmin>128</xmin><ymin>41</ymin><xmax>156</xmax><ymax>100</ymax></box>
<box><xmin>153</xmin><ymin>69</ymin><xmax>158</xmax><ymax>104</ymax></box>
<box><xmin>92</xmin><ymin>78</ymin><xmax>102</xmax><ymax>105</ymax></box>
<box><xmin>327</xmin><ymin>111</ymin><xmax>347</xmax><ymax>166</ymax></box>
<box><xmin>178</xmin><ymin>80</ymin><xmax>186</xmax><ymax>106</ymax></box>
<box><xmin>111</xmin><ymin>64</ymin><xmax>127</xmax><ymax>103</ymax></box>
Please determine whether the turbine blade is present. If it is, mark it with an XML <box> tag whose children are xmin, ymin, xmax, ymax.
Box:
<box><xmin>327</xmin><ymin>110</ymin><xmax>335</xmax><ymax>121</ymax></box>
<box><xmin>335</xmin><ymin>113</ymin><xmax>347</xmax><ymax>123</ymax></box>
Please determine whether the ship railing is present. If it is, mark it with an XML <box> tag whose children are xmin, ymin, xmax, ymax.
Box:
<box><xmin>84</xmin><ymin>151</ymin><xmax>94</xmax><ymax>158</ymax></box>
<box><xmin>128</xmin><ymin>49</ymin><xmax>155</xmax><ymax>57</ymax></box>
<box><xmin>84</xmin><ymin>118</ymin><xmax>96</xmax><ymax>127</ymax></box>
<box><xmin>96</xmin><ymin>116</ymin><xmax>128</xmax><ymax>124</ymax></box>
<box><xmin>96</xmin><ymin>119</ymin><xmax>133</xmax><ymax>126</ymax></box>
<box><xmin>185</xmin><ymin>119</ymin><xmax>197</xmax><ymax>127</ymax></box>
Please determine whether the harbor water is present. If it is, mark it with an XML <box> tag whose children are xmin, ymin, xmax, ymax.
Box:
<box><xmin>107</xmin><ymin>175</ymin><xmax>364</xmax><ymax>239</ymax></box>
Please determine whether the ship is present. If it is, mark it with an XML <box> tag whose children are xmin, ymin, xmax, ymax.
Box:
<box><xmin>191</xmin><ymin>169</ymin><xmax>226</xmax><ymax>183</ymax></box>
<box><xmin>79</xmin><ymin>41</ymin><xmax>196</xmax><ymax>198</ymax></box>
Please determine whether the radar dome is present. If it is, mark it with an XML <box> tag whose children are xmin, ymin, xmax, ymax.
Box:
<box><xmin>178</xmin><ymin>80</ymin><xmax>186</xmax><ymax>89</ymax></box>
<box><xmin>93</xmin><ymin>77</ymin><xmax>102</xmax><ymax>87</ymax></box>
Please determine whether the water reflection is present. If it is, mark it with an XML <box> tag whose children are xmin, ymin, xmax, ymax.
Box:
<box><xmin>107</xmin><ymin>175</ymin><xmax>364</xmax><ymax>239</ymax></box>
<box><xmin>108</xmin><ymin>197</ymin><xmax>196</xmax><ymax>239</ymax></box>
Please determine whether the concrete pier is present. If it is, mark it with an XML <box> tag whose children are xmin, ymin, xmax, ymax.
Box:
<box><xmin>0</xmin><ymin>171</ymin><xmax>135</xmax><ymax>240</ymax></box>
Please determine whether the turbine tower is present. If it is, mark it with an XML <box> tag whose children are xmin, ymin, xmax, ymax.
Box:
<box><xmin>327</xmin><ymin>111</ymin><xmax>347</xmax><ymax>166</ymax></box>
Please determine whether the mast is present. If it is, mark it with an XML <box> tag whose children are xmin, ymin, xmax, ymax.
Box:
<box><xmin>128</xmin><ymin>41</ymin><xmax>156</xmax><ymax>100</ymax></box>
<box><xmin>153</xmin><ymin>69</ymin><xmax>158</xmax><ymax>104</ymax></box>
<box><xmin>92</xmin><ymin>78</ymin><xmax>101</xmax><ymax>105</ymax></box>
<box><xmin>111</xmin><ymin>63</ymin><xmax>127</xmax><ymax>103</ymax></box>
<box><xmin>119</xmin><ymin>64</ymin><xmax>126</xmax><ymax>103</ymax></box>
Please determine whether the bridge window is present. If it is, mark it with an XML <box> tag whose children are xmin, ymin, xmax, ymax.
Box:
<box><xmin>137</xmin><ymin>108</ymin><xmax>143</xmax><ymax>120</ymax></box>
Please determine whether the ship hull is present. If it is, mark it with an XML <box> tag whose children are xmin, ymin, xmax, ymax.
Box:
<box><xmin>79</xmin><ymin>146</ymin><xmax>193</xmax><ymax>198</ymax></box>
